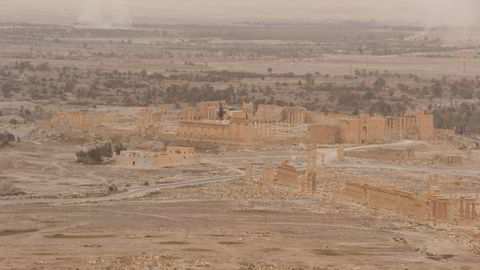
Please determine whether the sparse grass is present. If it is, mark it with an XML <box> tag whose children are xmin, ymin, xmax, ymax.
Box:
<box><xmin>144</xmin><ymin>234</ymin><xmax>166</xmax><ymax>238</ymax></box>
<box><xmin>182</xmin><ymin>247</ymin><xmax>214</xmax><ymax>252</ymax></box>
<box><xmin>208</xmin><ymin>234</ymin><xmax>234</xmax><ymax>237</ymax></box>
<box><xmin>234</xmin><ymin>209</ymin><xmax>280</xmax><ymax>214</ymax></box>
<box><xmin>0</xmin><ymin>182</ymin><xmax>26</xmax><ymax>196</ymax></box>
<box><xmin>218</xmin><ymin>241</ymin><xmax>244</xmax><ymax>246</ymax></box>
<box><xmin>263</xmin><ymin>248</ymin><xmax>283</xmax><ymax>253</ymax></box>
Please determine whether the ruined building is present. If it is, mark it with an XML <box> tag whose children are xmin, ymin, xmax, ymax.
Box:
<box><xmin>264</xmin><ymin>148</ymin><xmax>318</xmax><ymax>193</ymax></box>
<box><xmin>385</xmin><ymin>112</ymin><xmax>434</xmax><ymax>141</ymax></box>
<box><xmin>180</xmin><ymin>101</ymin><xmax>227</xmax><ymax>121</ymax></box>
<box><xmin>178</xmin><ymin>118</ymin><xmax>257</xmax><ymax>144</ymax></box>
<box><xmin>178</xmin><ymin>103</ymin><xmax>313</xmax><ymax>145</ymax></box>
<box><xmin>48</xmin><ymin>111</ymin><xmax>112</xmax><ymax>131</ymax></box>
<box><xmin>342</xmin><ymin>182</ymin><xmax>478</xmax><ymax>224</ymax></box>
<box><xmin>253</xmin><ymin>105</ymin><xmax>312</xmax><ymax>125</ymax></box>
<box><xmin>338</xmin><ymin>114</ymin><xmax>386</xmax><ymax>144</ymax></box>
<box><xmin>309</xmin><ymin>112</ymin><xmax>434</xmax><ymax>145</ymax></box>
<box><xmin>262</xmin><ymin>165</ymin><xmax>275</xmax><ymax>185</ymax></box>
<box><xmin>276</xmin><ymin>161</ymin><xmax>302</xmax><ymax>188</ymax></box>
<box><xmin>46</xmin><ymin>104</ymin><xmax>435</xmax><ymax>147</ymax></box>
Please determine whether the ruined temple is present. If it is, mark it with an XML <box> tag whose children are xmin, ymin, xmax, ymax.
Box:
<box><xmin>180</xmin><ymin>101</ymin><xmax>227</xmax><ymax>121</ymax></box>
<box><xmin>385</xmin><ymin>112</ymin><xmax>434</xmax><ymax>141</ymax></box>
<box><xmin>45</xmin><ymin>105</ymin><xmax>436</xmax><ymax>147</ymax></box>
<box><xmin>309</xmin><ymin>112</ymin><xmax>435</xmax><ymax>145</ymax></box>
<box><xmin>178</xmin><ymin>118</ymin><xmax>257</xmax><ymax>143</ymax></box>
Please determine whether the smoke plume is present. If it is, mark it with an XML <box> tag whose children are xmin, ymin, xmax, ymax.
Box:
<box><xmin>77</xmin><ymin>0</ymin><xmax>132</xmax><ymax>28</ymax></box>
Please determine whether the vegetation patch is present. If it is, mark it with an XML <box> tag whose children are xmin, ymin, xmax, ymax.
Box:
<box><xmin>218</xmin><ymin>241</ymin><xmax>244</xmax><ymax>246</ymax></box>
<box><xmin>0</xmin><ymin>228</ymin><xmax>38</xmax><ymax>236</ymax></box>
<box><xmin>44</xmin><ymin>233</ymin><xmax>115</xmax><ymax>239</ymax></box>
<box><xmin>182</xmin><ymin>247</ymin><xmax>214</xmax><ymax>252</ymax></box>
<box><xmin>157</xmin><ymin>240</ymin><xmax>189</xmax><ymax>245</ymax></box>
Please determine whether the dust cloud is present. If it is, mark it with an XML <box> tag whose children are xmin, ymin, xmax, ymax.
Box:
<box><xmin>0</xmin><ymin>0</ymin><xmax>479</xmax><ymax>27</ymax></box>
<box><xmin>374</xmin><ymin>0</ymin><xmax>479</xmax><ymax>27</ymax></box>
<box><xmin>77</xmin><ymin>0</ymin><xmax>131</xmax><ymax>28</ymax></box>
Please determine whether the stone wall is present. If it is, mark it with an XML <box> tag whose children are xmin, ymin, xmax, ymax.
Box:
<box><xmin>415</xmin><ymin>112</ymin><xmax>435</xmax><ymax>140</ymax></box>
<box><xmin>178</xmin><ymin>119</ymin><xmax>257</xmax><ymax>144</ymax></box>
<box><xmin>276</xmin><ymin>161</ymin><xmax>301</xmax><ymax>187</ymax></box>
<box><xmin>180</xmin><ymin>101</ymin><xmax>226</xmax><ymax>121</ymax></box>
<box><xmin>166</xmin><ymin>146</ymin><xmax>195</xmax><ymax>155</ymax></box>
<box><xmin>345</xmin><ymin>148</ymin><xmax>415</xmax><ymax>162</ymax></box>
<box><xmin>338</xmin><ymin>115</ymin><xmax>386</xmax><ymax>144</ymax></box>
<box><xmin>282</xmin><ymin>107</ymin><xmax>310</xmax><ymax>125</ymax></box>
<box><xmin>48</xmin><ymin>111</ymin><xmax>112</xmax><ymax>131</ymax></box>
<box><xmin>254</xmin><ymin>104</ymin><xmax>285</xmax><ymax>123</ymax></box>
<box><xmin>472</xmin><ymin>150</ymin><xmax>480</xmax><ymax>164</ymax></box>
<box><xmin>385</xmin><ymin>112</ymin><xmax>434</xmax><ymax>141</ymax></box>
<box><xmin>254</xmin><ymin>105</ymin><xmax>311</xmax><ymax>125</ymax></box>
<box><xmin>342</xmin><ymin>182</ymin><xmax>478</xmax><ymax>224</ymax></box>
<box><xmin>308</xmin><ymin>112</ymin><xmax>434</xmax><ymax>145</ymax></box>
<box><xmin>262</xmin><ymin>165</ymin><xmax>275</xmax><ymax>185</ymax></box>
<box><xmin>115</xmin><ymin>148</ymin><xmax>199</xmax><ymax>168</ymax></box>
<box><xmin>435</xmin><ymin>128</ymin><xmax>456</xmax><ymax>141</ymax></box>
<box><xmin>434</xmin><ymin>154</ymin><xmax>464</xmax><ymax>165</ymax></box>
<box><xmin>308</xmin><ymin>125</ymin><xmax>339</xmax><ymax>144</ymax></box>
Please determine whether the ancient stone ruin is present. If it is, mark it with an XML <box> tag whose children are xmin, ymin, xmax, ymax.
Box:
<box><xmin>114</xmin><ymin>146</ymin><xmax>200</xmax><ymax>168</ymax></box>
<box><xmin>42</xmin><ymin>102</ymin><xmax>438</xmax><ymax>149</ymax></box>
<box><xmin>342</xmin><ymin>182</ymin><xmax>478</xmax><ymax>224</ymax></box>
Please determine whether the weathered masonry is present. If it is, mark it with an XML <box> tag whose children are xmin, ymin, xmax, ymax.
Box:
<box><xmin>309</xmin><ymin>112</ymin><xmax>435</xmax><ymax>145</ymax></box>
<box><xmin>342</xmin><ymin>182</ymin><xmax>479</xmax><ymax>224</ymax></box>
<box><xmin>178</xmin><ymin>119</ymin><xmax>257</xmax><ymax>143</ymax></box>
<box><xmin>115</xmin><ymin>146</ymin><xmax>199</xmax><ymax>168</ymax></box>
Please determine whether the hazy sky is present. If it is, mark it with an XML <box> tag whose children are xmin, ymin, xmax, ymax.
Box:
<box><xmin>0</xmin><ymin>0</ymin><xmax>478</xmax><ymax>27</ymax></box>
